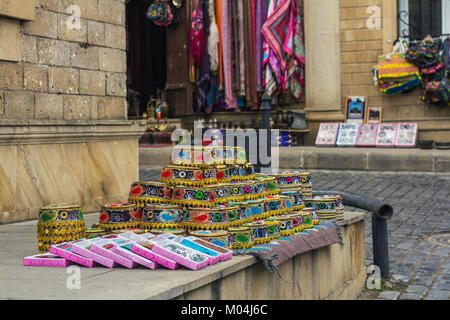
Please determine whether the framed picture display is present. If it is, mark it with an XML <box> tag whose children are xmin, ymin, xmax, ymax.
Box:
<box><xmin>394</xmin><ymin>123</ymin><xmax>418</xmax><ymax>148</ymax></box>
<box><xmin>345</xmin><ymin>96</ymin><xmax>366</xmax><ymax>123</ymax></box>
<box><xmin>336</xmin><ymin>123</ymin><xmax>360</xmax><ymax>147</ymax></box>
<box><xmin>356</xmin><ymin>124</ymin><xmax>379</xmax><ymax>147</ymax></box>
<box><xmin>366</xmin><ymin>106</ymin><xmax>383</xmax><ymax>124</ymax></box>
<box><xmin>375</xmin><ymin>123</ymin><xmax>398</xmax><ymax>147</ymax></box>
<box><xmin>315</xmin><ymin>123</ymin><xmax>340</xmax><ymax>147</ymax></box>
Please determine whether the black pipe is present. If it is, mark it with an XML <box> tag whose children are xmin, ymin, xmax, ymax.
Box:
<box><xmin>312</xmin><ymin>190</ymin><xmax>393</xmax><ymax>279</ymax></box>
<box><xmin>258</xmin><ymin>94</ymin><xmax>272</xmax><ymax>174</ymax></box>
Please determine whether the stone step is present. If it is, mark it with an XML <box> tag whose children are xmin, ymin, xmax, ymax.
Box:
<box><xmin>139</xmin><ymin>146</ymin><xmax>450</xmax><ymax>173</ymax></box>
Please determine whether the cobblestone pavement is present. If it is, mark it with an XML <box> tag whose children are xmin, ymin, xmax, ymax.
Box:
<box><xmin>140</xmin><ymin>166</ymin><xmax>450</xmax><ymax>300</ymax></box>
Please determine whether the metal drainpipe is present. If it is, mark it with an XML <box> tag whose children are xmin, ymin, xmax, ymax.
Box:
<box><xmin>259</xmin><ymin>94</ymin><xmax>272</xmax><ymax>174</ymax></box>
<box><xmin>312</xmin><ymin>190</ymin><xmax>394</xmax><ymax>279</ymax></box>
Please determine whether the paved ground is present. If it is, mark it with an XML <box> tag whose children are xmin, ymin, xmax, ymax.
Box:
<box><xmin>141</xmin><ymin>167</ymin><xmax>450</xmax><ymax>300</ymax></box>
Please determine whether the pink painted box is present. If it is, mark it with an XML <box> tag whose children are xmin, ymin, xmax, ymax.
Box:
<box><xmin>71</xmin><ymin>239</ymin><xmax>116</xmax><ymax>268</ymax></box>
<box><xmin>151</xmin><ymin>238</ymin><xmax>209</xmax><ymax>271</ymax></box>
<box><xmin>111</xmin><ymin>242</ymin><xmax>159</xmax><ymax>270</ymax></box>
<box><xmin>23</xmin><ymin>253</ymin><xmax>71</xmax><ymax>267</ymax></box>
<box><xmin>186</xmin><ymin>236</ymin><xmax>233</xmax><ymax>261</ymax></box>
<box><xmin>172</xmin><ymin>236</ymin><xmax>222</xmax><ymax>265</ymax></box>
<box><xmin>131</xmin><ymin>241</ymin><xmax>180</xmax><ymax>270</ymax></box>
<box><xmin>89</xmin><ymin>239</ymin><xmax>137</xmax><ymax>269</ymax></box>
<box><xmin>49</xmin><ymin>242</ymin><xmax>96</xmax><ymax>268</ymax></box>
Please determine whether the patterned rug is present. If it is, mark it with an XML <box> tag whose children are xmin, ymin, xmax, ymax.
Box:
<box><xmin>234</xmin><ymin>222</ymin><xmax>344</xmax><ymax>278</ymax></box>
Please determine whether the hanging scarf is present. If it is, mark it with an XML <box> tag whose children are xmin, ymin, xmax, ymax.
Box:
<box><xmin>207</xmin><ymin>0</ymin><xmax>219</xmax><ymax>72</ymax></box>
<box><xmin>220</xmin><ymin>0</ymin><xmax>238</xmax><ymax>109</ymax></box>
<box><xmin>255</xmin><ymin>0</ymin><xmax>263</xmax><ymax>92</ymax></box>
<box><xmin>196</xmin><ymin>0</ymin><xmax>211</xmax><ymax>112</ymax></box>
<box><xmin>285</xmin><ymin>0</ymin><xmax>305</xmax><ymax>99</ymax></box>
<box><xmin>262</xmin><ymin>0</ymin><xmax>291</xmax><ymax>73</ymax></box>
<box><xmin>216</xmin><ymin>0</ymin><xmax>224</xmax><ymax>89</ymax></box>
<box><xmin>262</xmin><ymin>0</ymin><xmax>305</xmax><ymax>100</ymax></box>
<box><xmin>244</xmin><ymin>0</ymin><xmax>257</xmax><ymax>107</ymax></box>
<box><xmin>251</xmin><ymin>0</ymin><xmax>258</xmax><ymax>108</ymax></box>
<box><xmin>189</xmin><ymin>0</ymin><xmax>205</xmax><ymax>66</ymax></box>
<box><xmin>230</xmin><ymin>0</ymin><xmax>241</xmax><ymax>94</ymax></box>
<box><xmin>238</xmin><ymin>0</ymin><xmax>246</xmax><ymax>96</ymax></box>
<box><xmin>263</xmin><ymin>0</ymin><xmax>281</xmax><ymax>97</ymax></box>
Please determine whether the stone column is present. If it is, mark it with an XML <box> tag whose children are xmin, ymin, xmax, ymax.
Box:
<box><xmin>303</xmin><ymin>0</ymin><xmax>344</xmax><ymax>144</ymax></box>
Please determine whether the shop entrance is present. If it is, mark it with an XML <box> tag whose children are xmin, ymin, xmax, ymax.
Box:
<box><xmin>125</xmin><ymin>0</ymin><xmax>167</xmax><ymax>118</ymax></box>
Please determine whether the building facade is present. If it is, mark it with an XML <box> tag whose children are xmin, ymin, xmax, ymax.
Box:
<box><xmin>0</xmin><ymin>0</ymin><xmax>145</xmax><ymax>224</ymax></box>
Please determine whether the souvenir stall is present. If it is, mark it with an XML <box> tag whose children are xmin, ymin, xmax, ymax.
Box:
<box><xmin>27</xmin><ymin>146</ymin><xmax>345</xmax><ymax>274</ymax></box>
<box><xmin>314</xmin><ymin>34</ymin><xmax>450</xmax><ymax>149</ymax></box>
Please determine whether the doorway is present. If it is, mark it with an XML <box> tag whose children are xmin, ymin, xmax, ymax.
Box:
<box><xmin>125</xmin><ymin>0</ymin><xmax>167</xmax><ymax>118</ymax></box>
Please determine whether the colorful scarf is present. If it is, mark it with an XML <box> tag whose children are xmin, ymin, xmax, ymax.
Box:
<box><xmin>189</xmin><ymin>0</ymin><xmax>205</xmax><ymax>66</ymax></box>
<box><xmin>263</xmin><ymin>0</ymin><xmax>281</xmax><ymax>97</ymax></box>
<box><xmin>244</xmin><ymin>0</ymin><xmax>257</xmax><ymax>107</ymax></box>
<box><xmin>230</xmin><ymin>0</ymin><xmax>241</xmax><ymax>94</ymax></box>
<box><xmin>207</xmin><ymin>0</ymin><xmax>219</xmax><ymax>72</ymax></box>
<box><xmin>238</xmin><ymin>0</ymin><xmax>246</xmax><ymax>96</ymax></box>
<box><xmin>262</xmin><ymin>0</ymin><xmax>305</xmax><ymax>100</ymax></box>
<box><xmin>255</xmin><ymin>0</ymin><xmax>264</xmax><ymax>92</ymax></box>
<box><xmin>285</xmin><ymin>0</ymin><xmax>305</xmax><ymax>99</ymax></box>
<box><xmin>196</xmin><ymin>0</ymin><xmax>211</xmax><ymax>112</ymax></box>
<box><xmin>261</xmin><ymin>0</ymin><xmax>291</xmax><ymax>73</ymax></box>
<box><xmin>216</xmin><ymin>0</ymin><xmax>224</xmax><ymax>89</ymax></box>
<box><xmin>220</xmin><ymin>0</ymin><xmax>238</xmax><ymax>109</ymax></box>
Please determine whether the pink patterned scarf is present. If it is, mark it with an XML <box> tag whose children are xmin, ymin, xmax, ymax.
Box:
<box><xmin>220</xmin><ymin>0</ymin><xmax>238</xmax><ymax>110</ymax></box>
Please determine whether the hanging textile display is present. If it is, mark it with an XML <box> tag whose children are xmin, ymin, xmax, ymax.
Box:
<box><xmin>261</xmin><ymin>0</ymin><xmax>305</xmax><ymax>99</ymax></box>
<box><xmin>372</xmin><ymin>39</ymin><xmax>421</xmax><ymax>95</ymax></box>
<box><xmin>195</xmin><ymin>0</ymin><xmax>211</xmax><ymax>112</ymax></box>
<box><xmin>190</xmin><ymin>0</ymin><xmax>306</xmax><ymax>113</ymax></box>
<box><xmin>189</xmin><ymin>0</ymin><xmax>205</xmax><ymax>67</ymax></box>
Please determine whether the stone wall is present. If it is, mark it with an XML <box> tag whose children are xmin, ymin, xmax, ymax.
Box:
<box><xmin>0</xmin><ymin>0</ymin><xmax>127</xmax><ymax>121</ymax></box>
<box><xmin>0</xmin><ymin>0</ymin><xmax>146</xmax><ymax>224</ymax></box>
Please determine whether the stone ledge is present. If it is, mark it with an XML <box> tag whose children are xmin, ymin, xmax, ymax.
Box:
<box><xmin>139</xmin><ymin>146</ymin><xmax>450</xmax><ymax>172</ymax></box>
<box><xmin>0</xmin><ymin>211</ymin><xmax>366</xmax><ymax>299</ymax></box>
<box><xmin>0</xmin><ymin>120</ymin><xmax>147</xmax><ymax>145</ymax></box>
<box><xmin>278</xmin><ymin>147</ymin><xmax>450</xmax><ymax>173</ymax></box>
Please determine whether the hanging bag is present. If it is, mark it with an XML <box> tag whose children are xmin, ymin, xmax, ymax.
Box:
<box><xmin>376</xmin><ymin>39</ymin><xmax>420</xmax><ymax>82</ymax></box>
<box><xmin>421</xmin><ymin>38</ymin><xmax>450</xmax><ymax>107</ymax></box>
<box><xmin>146</xmin><ymin>0</ymin><xmax>174</xmax><ymax>27</ymax></box>
<box><xmin>374</xmin><ymin>38</ymin><xmax>421</xmax><ymax>94</ymax></box>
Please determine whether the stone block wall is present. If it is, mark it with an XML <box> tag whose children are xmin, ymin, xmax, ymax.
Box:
<box><xmin>0</xmin><ymin>0</ymin><xmax>146</xmax><ymax>224</ymax></box>
<box><xmin>339</xmin><ymin>0</ymin><xmax>450</xmax><ymax>142</ymax></box>
<box><xmin>0</xmin><ymin>0</ymin><xmax>128</xmax><ymax>121</ymax></box>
